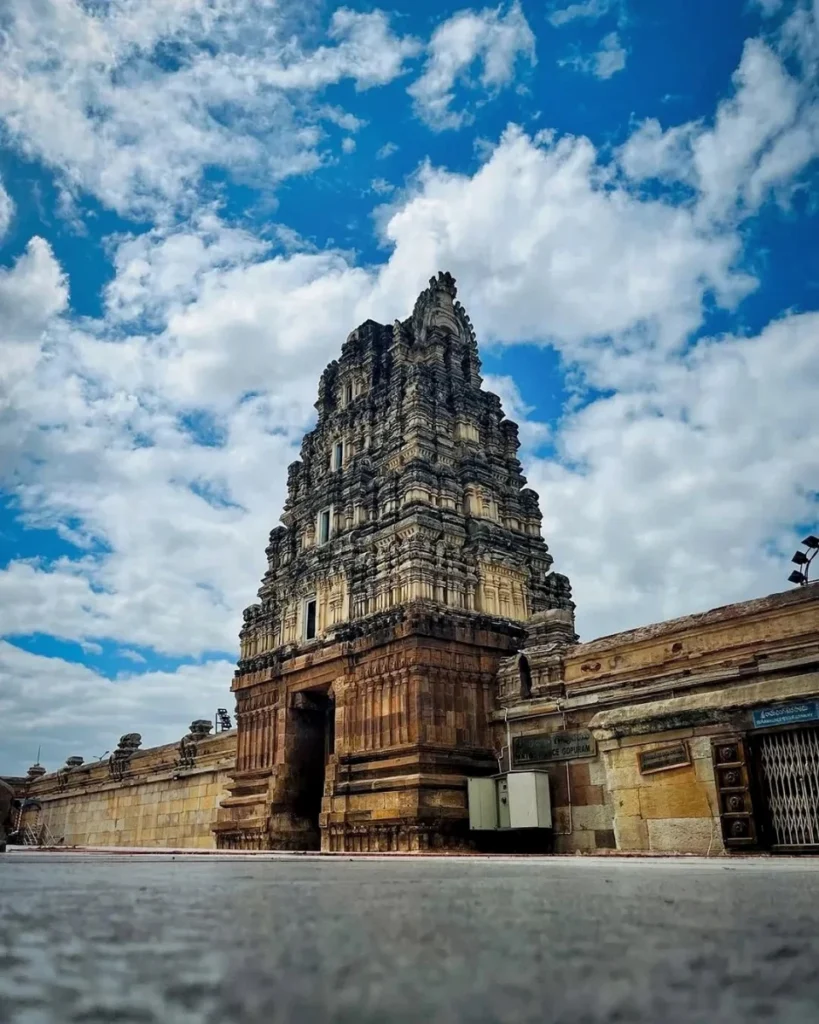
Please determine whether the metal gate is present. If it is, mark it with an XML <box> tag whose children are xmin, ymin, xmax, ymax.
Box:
<box><xmin>757</xmin><ymin>726</ymin><xmax>819</xmax><ymax>850</ymax></box>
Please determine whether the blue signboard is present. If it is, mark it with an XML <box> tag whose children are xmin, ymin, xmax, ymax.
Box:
<box><xmin>752</xmin><ymin>700</ymin><xmax>819</xmax><ymax>729</ymax></box>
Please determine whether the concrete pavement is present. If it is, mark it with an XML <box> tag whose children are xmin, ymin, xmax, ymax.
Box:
<box><xmin>1</xmin><ymin>855</ymin><xmax>818</xmax><ymax>1023</ymax></box>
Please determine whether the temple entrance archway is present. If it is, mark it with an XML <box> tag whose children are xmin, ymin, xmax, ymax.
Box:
<box><xmin>290</xmin><ymin>687</ymin><xmax>335</xmax><ymax>849</ymax></box>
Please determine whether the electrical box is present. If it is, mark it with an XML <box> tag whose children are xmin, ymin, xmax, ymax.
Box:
<box><xmin>467</xmin><ymin>771</ymin><xmax>552</xmax><ymax>830</ymax></box>
<box><xmin>467</xmin><ymin>778</ymin><xmax>498</xmax><ymax>830</ymax></box>
<box><xmin>507</xmin><ymin>771</ymin><xmax>552</xmax><ymax>829</ymax></box>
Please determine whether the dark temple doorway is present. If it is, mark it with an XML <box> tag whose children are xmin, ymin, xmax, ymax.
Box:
<box><xmin>291</xmin><ymin>688</ymin><xmax>335</xmax><ymax>849</ymax></box>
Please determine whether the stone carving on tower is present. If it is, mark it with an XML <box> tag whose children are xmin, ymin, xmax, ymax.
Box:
<box><xmin>213</xmin><ymin>272</ymin><xmax>573</xmax><ymax>851</ymax></box>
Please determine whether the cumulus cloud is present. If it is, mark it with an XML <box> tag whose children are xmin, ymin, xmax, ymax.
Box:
<box><xmin>0</xmin><ymin>641</ymin><xmax>233</xmax><ymax>774</ymax></box>
<box><xmin>0</xmin><ymin>176</ymin><xmax>13</xmax><ymax>238</ymax></box>
<box><xmin>408</xmin><ymin>1</ymin><xmax>535</xmax><ymax>130</ymax></box>
<box><xmin>0</xmin><ymin>1</ymin><xmax>418</xmax><ymax>216</ymax></box>
<box><xmin>0</xmin><ymin>238</ymin><xmax>69</xmax><ymax>425</ymax></box>
<box><xmin>559</xmin><ymin>30</ymin><xmax>627</xmax><ymax>79</ymax></box>
<box><xmin>529</xmin><ymin>312</ymin><xmax>819</xmax><ymax>639</ymax></box>
<box><xmin>591</xmin><ymin>31</ymin><xmax>627</xmax><ymax>78</ymax></box>
<box><xmin>548</xmin><ymin>0</ymin><xmax>618</xmax><ymax>27</ymax></box>
<box><xmin>620</xmin><ymin>35</ymin><xmax>819</xmax><ymax>220</ymax></box>
<box><xmin>258</xmin><ymin>9</ymin><xmax>421</xmax><ymax>91</ymax></box>
<box><xmin>376</xmin><ymin>127</ymin><xmax>752</xmax><ymax>359</ymax></box>
<box><xmin>617</xmin><ymin>118</ymin><xmax>699</xmax><ymax>183</ymax></box>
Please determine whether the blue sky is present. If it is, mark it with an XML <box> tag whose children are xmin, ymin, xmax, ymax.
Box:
<box><xmin>1</xmin><ymin>0</ymin><xmax>818</xmax><ymax>774</ymax></box>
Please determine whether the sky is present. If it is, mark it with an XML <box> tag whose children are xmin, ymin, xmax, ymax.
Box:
<box><xmin>1</xmin><ymin>0</ymin><xmax>818</xmax><ymax>775</ymax></box>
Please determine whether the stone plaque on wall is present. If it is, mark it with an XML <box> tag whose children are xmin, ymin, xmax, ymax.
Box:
<box><xmin>513</xmin><ymin>730</ymin><xmax>596</xmax><ymax>764</ymax></box>
<box><xmin>638</xmin><ymin>741</ymin><xmax>691</xmax><ymax>775</ymax></box>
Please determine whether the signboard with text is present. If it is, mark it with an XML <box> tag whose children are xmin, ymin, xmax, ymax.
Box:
<box><xmin>752</xmin><ymin>701</ymin><xmax>819</xmax><ymax>729</ymax></box>
<box><xmin>513</xmin><ymin>730</ymin><xmax>596</xmax><ymax>764</ymax></box>
<box><xmin>638</xmin><ymin>742</ymin><xmax>691</xmax><ymax>775</ymax></box>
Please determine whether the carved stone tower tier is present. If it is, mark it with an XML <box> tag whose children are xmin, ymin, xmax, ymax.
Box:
<box><xmin>213</xmin><ymin>272</ymin><xmax>573</xmax><ymax>851</ymax></box>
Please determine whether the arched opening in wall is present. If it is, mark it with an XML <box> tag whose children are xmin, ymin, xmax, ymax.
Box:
<box><xmin>291</xmin><ymin>686</ymin><xmax>335</xmax><ymax>849</ymax></box>
<box><xmin>519</xmin><ymin>654</ymin><xmax>532</xmax><ymax>700</ymax></box>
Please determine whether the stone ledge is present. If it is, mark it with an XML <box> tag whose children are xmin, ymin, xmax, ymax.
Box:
<box><xmin>29</xmin><ymin>764</ymin><xmax>231</xmax><ymax>804</ymax></box>
<box><xmin>572</xmin><ymin>584</ymin><xmax>819</xmax><ymax>657</ymax></box>
<box><xmin>589</xmin><ymin>670</ymin><xmax>819</xmax><ymax>738</ymax></box>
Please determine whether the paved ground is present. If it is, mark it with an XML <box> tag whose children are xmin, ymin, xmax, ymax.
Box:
<box><xmin>1</xmin><ymin>854</ymin><xmax>818</xmax><ymax>1024</ymax></box>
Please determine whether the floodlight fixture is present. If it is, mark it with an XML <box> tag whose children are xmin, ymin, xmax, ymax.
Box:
<box><xmin>215</xmin><ymin>707</ymin><xmax>233</xmax><ymax>732</ymax></box>
<box><xmin>788</xmin><ymin>533</ymin><xmax>818</xmax><ymax>587</ymax></box>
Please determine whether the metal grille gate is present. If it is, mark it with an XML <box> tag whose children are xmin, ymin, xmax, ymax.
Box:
<box><xmin>758</xmin><ymin>726</ymin><xmax>819</xmax><ymax>849</ymax></box>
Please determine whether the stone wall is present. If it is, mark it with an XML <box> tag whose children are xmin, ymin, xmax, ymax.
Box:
<box><xmin>495</xmin><ymin>584</ymin><xmax>819</xmax><ymax>855</ymax></box>
<box><xmin>18</xmin><ymin>729</ymin><xmax>236</xmax><ymax>849</ymax></box>
<box><xmin>8</xmin><ymin>584</ymin><xmax>818</xmax><ymax>855</ymax></box>
<box><xmin>596</xmin><ymin>730</ymin><xmax>723</xmax><ymax>855</ymax></box>
<box><xmin>501</xmin><ymin>710</ymin><xmax>615</xmax><ymax>853</ymax></box>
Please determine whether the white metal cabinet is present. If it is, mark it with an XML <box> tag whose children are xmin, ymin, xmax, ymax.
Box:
<box><xmin>507</xmin><ymin>771</ymin><xmax>552</xmax><ymax>828</ymax></box>
<box><xmin>466</xmin><ymin>771</ymin><xmax>552</xmax><ymax>830</ymax></box>
<box><xmin>467</xmin><ymin>777</ymin><xmax>499</xmax><ymax>830</ymax></box>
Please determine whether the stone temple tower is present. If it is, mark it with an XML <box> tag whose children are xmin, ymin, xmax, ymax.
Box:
<box><xmin>213</xmin><ymin>272</ymin><xmax>573</xmax><ymax>851</ymax></box>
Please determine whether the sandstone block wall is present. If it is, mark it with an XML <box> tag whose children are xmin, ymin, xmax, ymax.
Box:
<box><xmin>599</xmin><ymin>730</ymin><xmax>724</xmax><ymax>855</ymax></box>
<box><xmin>503</xmin><ymin>713</ymin><xmax>615</xmax><ymax>854</ymax></box>
<box><xmin>20</xmin><ymin>731</ymin><xmax>236</xmax><ymax>849</ymax></box>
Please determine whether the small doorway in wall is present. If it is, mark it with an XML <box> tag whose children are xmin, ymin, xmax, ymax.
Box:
<box><xmin>751</xmin><ymin>724</ymin><xmax>819</xmax><ymax>851</ymax></box>
<box><xmin>291</xmin><ymin>687</ymin><xmax>335</xmax><ymax>848</ymax></box>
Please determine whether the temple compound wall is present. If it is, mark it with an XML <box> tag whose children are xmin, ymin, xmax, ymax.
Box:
<box><xmin>7</xmin><ymin>586</ymin><xmax>818</xmax><ymax>854</ymax></box>
<box><xmin>495</xmin><ymin>583</ymin><xmax>819</xmax><ymax>855</ymax></box>
<box><xmin>11</xmin><ymin>725</ymin><xmax>235</xmax><ymax>850</ymax></box>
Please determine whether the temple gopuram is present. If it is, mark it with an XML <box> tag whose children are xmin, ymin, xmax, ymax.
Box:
<box><xmin>213</xmin><ymin>271</ymin><xmax>575</xmax><ymax>851</ymax></box>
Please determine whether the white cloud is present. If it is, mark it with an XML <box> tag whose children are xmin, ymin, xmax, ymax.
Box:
<box><xmin>376</xmin><ymin>141</ymin><xmax>399</xmax><ymax>159</ymax></box>
<box><xmin>548</xmin><ymin>0</ymin><xmax>616</xmax><ymax>27</ymax></box>
<box><xmin>0</xmin><ymin>238</ymin><xmax>69</xmax><ymax>426</ymax></box>
<box><xmin>0</xmin><ymin>641</ymin><xmax>232</xmax><ymax>774</ymax></box>
<box><xmin>483</xmin><ymin>374</ymin><xmax>551</xmax><ymax>451</ymax></box>
<box><xmin>693</xmin><ymin>38</ymin><xmax>805</xmax><ymax>217</ymax></box>
<box><xmin>408</xmin><ymin>1</ymin><xmax>536</xmax><ymax>130</ymax></box>
<box><xmin>620</xmin><ymin>33</ymin><xmax>819</xmax><ymax>220</ymax></box>
<box><xmin>528</xmin><ymin>312</ymin><xmax>819</xmax><ymax>640</ymax></box>
<box><xmin>318</xmin><ymin>106</ymin><xmax>368</xmax><ymax>133</ymax></box>
<box><xmin>0</xmin><ymin>175</ymin><xmax>13</xmax><ymax>238</ymax></box>
<box><xmin>618</xmin><ymin>118</ymin><xmax>699</xmax><ymax>182</ymax></box>
<box><xmin>559</xmin><ymin>30</ymin><xmax>627</xmax><ymax>79</ymax></box>
<box><xmin>370</xmin><ymin>177</ymin><xmax>395</xmax><ymax>194</ymax></box>
<box><xmin>0</xmin><ymin>1</ymin><xmax>418</xmax><ymax>216</ymax></box>
<box><xmin>592</xmin><ymin>31</ymin><xmax>627</xmax><ymax>79</ymax></box>
<box><xmin>0</xmin><ymin>222</ymin><xmax>377</xmax><ymax>659</ymax></box>
<box><xmin>341</xmin><ymin>136</ymin><xmax>357</xmax><ymax>154</ymax></box>
<box><xmin>376</xmin><ymin>126</ymin><xmax>752</xmax><ymax>359</ymax></box>
<box><xmin>257</xmin><ymin>9</ymin><xmax>421</xmax><ymax>92</ymax></box>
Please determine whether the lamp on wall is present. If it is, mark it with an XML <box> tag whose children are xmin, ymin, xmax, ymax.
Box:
<box><xmin>788</xmin><ymin>535</ymin><xmax>819</xmax><ymax>586</ymax></box>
